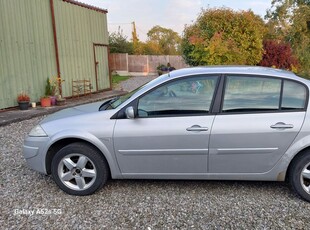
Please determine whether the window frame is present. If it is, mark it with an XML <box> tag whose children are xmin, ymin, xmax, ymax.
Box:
<box><xmin>127</xmin><ymin>74</ymin><xmax>222</xmax><ymax>119</ymax></box>
<box><xmin>219</xmin><ymin>74</ymin><xmax>309</xmax><ymax>115</ymax></box>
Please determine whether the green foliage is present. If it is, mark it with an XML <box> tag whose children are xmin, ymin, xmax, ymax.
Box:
<box><xmin>109</xmin><ymin>30</ymin><xmax>133</xmax><ymax>54</ymax></box>
<box><xmin>266</xmin><ymin>1</ymin><xmax>310</xmax><ymax>76</ymax></box>
<box><xmin>288</xmin><ymin>5</ymin><xmax>310</xmax><ymax>76</ymax></box>
<box><xmin>182</xmin><ymin>8</ymin><xmax>266</xmax><ymax>66</ymax></box>
<box><xmin>112</xmin><ymin>74</ymin><xmax>130</xmax><ymax>85</ymax></box>
<box><xmin>109</xmin><ymin>25</ymin><xmax>181</xmax><ymax>55</ymax></box>
<box><xmin>45</xmin><ymin>78</ymin><xmax>52</xmax><ymax>96</ymax></box>
<box><xmin>146</xmin><ymin>25</ymin><xmax>181</xmax><ymax>55</ymax></box>
<box><xmin>266</xmin><ymin>0</ymin><xmax>310</xmax><ymax>21</ymax></box>
<box><xmin>142</xmin><ymin>41</ymin><xmax>162</xmax><ymax>55</ymax></box>
<box><xmin>265</xmin><ymin>0</ymin><xmax>310</xmax><ymax>39</ymax></box>
<box><xmin>132</xmin><ymin>41</ymin><xmax>147</xmax><ymax>55</ymax></box>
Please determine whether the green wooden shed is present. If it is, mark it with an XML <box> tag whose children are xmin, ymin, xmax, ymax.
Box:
<box><xmin>0</xmin><ymin>0</ymin><xmax>111</xmax><ymax>109</ymax></box>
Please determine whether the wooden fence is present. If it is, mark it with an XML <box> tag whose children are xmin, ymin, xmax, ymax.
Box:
<box><xmin>109</xmin><ymin>53</ymin><xmax>189</xmax><ymax>76</ymax></box>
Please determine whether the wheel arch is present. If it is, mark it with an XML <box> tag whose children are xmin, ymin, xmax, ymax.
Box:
<box><xmin>286</xmin><ymin>146</ymin><xmax>310</xmax><ymax>181</ymax></box>
<box><xmin>45</xmin><ymin>137</ymin><xmax>118</xmax><ymax>178</ymax></box>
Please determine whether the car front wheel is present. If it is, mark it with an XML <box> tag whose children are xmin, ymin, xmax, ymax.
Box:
<box><xmin>51</xmin><ymin>142</ymin><xmax>109</xmax><ymax>196</ymax></box>
<box><xmin>289</xmin><ymin>152</ymin><xmax>310</xmax><ymax>202</ymax></box>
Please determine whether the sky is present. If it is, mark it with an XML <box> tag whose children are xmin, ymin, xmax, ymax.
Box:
<box><xmin>79</xmin><ymin>0</ymin><xmax>272</xmax><ymax>41</ymax></box>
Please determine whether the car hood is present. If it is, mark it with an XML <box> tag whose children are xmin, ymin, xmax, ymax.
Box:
<box><xmin>40</xmin><ymin>101</ymin><xmax>108</xmax><ymax>124</ymax></box>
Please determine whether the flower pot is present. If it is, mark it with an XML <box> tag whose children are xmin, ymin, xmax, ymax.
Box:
<box><xmin>50</xmin><ymin>96</ymin><xmax>56</xmax><ymax>106</ymax></box>
<box><xmin>40</xmin><ymin>97</ymin><xmax>51</xmax><ymax>107</ymax></box>
<box><xmin>56</xmin><ymin>98</ymin><xmax>66</xmax><ymax>106</ymax></box>
<box><xmin>18</xmin><ymin>101</ymin><xmax>29</xmax><ymax>110</ymax></box>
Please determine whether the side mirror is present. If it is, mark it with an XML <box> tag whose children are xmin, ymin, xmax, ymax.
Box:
<box><xmin>125</xmin><ymin>106</ymin><xmax>135</xmax><ymax>119</ymax></box>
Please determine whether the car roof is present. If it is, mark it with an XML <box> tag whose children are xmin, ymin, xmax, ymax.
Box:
<box><xmin>168</xmin><ymin>66</ymin><xmax>304</xmax><ymax>82</ymax></box>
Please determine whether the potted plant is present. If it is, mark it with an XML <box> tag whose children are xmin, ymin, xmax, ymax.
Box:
<box><xmin>17</xmin><ymin>92</ymin><xmax>30</xmax><ymax>110</ymax></box>
<box><xmin>40</xmin><ymin>95</ymin><xmax>51</xmax><ymax>107</ymax></box>
<box><xmin>50</xmin><ymin>76</ymin><xmax>65</xmax><ymax>105</ymax></box>
<box><xmin>45</xmin><ymin>78</ymin><xmax>52</xmax><ymax>96</ymax></box>
<box><xmin>156</xmin><ymin>63</ymin><xmax>176</xmax><ymax>76</ymax></box>
<box><xmin>56</xmin><ymin>95</ymin><xmax>66</xmax><ymax>106</ymax></box>
<box><xmin>44</xmin><ymin>78</ymin><xmax>56</xmax><ymax>106</ymax></box>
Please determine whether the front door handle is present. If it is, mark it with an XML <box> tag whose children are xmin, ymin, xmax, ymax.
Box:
<box><xmin>270</xmin><ymin>122</ymin><xmax>294</xmax><ymax>129</ymax></box>
<box><xmin>186</xmin><ymin>125</ymin><xmax>208</xmax><ymax>132</ymax></box>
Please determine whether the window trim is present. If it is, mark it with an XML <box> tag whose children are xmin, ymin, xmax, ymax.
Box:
<box><xmin>127</xmin><ymin>74</ymin><xmax>221</xmax><ymax>119</ymax></box>
<box><xmin>219</xmin><ymin>74</ymin><xmax>309</xmax><ymax>115</ymax></box>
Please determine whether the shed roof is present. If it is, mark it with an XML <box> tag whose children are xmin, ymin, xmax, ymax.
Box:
<box><xmin>63</xmin><ymin>0</ymin><xmax>108</xmax><ymax>14</ymax></box>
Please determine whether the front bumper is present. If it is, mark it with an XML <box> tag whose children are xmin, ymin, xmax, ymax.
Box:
<box><xmin>23</xmin><ymin>136</ymin><xmax>50</xmax><ymax>174</ymax></box>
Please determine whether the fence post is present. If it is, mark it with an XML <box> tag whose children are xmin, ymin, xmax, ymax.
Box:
<box><xmin>146</xmin><ymin>55</ymin><xmax>149</xmax><ymax>74</ymax></box>
<box><xmin>126</xmin><ymin>53</ymin><xmax>129</xmax><ymax>73</ymax></box>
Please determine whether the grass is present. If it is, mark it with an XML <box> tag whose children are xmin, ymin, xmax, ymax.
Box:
<box><xmin>112</xmin><ymin>74</ymin><xmax>130</xmax><ymax>86</ymax></box>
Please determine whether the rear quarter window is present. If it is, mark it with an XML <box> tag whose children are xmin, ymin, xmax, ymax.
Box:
<box><xmin>281</xmin><ymin>80</ymin><xmax>307</xmax><ymax>110</ymax></box>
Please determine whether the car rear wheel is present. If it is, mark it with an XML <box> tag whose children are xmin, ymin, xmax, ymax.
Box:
<box><xmin>51</xmin><ymin>142</ymin><xmax>109</xmax><ymax>196</ymax></box>
<box><xmin>289</xmin><ymin>152</ymin><xmax>310</xmax><ymax>202</ymax></box>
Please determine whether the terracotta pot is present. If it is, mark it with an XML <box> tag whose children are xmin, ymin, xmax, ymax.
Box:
<box><xmin>40</xmin><ymin>97</ymin><xmax>51</xmax><ymax>107</ymax></box>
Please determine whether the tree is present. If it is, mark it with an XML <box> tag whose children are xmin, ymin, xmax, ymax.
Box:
<box><xmin>288</xmin><ymin>5</ymin><xmax>310</xmax><ymax>76</ymax></box>
<box><xmin>266</xmin><ymin>1</ymin><xmax>310</xmax><ymax>76</ymax></box>
<box><xmin>266</xmin><ymin>0</ymin><xmax>310</xmax><ymax>22</ymax></box>
<box><xmin>109</xmin><ymin>29</ymin><xmax>133</xmax><ymax>54</ymax></box>
<box><xmin>146</xmin><ymin>25</ymin><xmax>181</xmax><ymax>55</ymax></box>
<box><xmin>265</xmin><ymin>0</ymin><xmax>310</xmax><ymax>38</ymax></box>
<box><xmin>259</xmin><ymin>40</ymin><xmax>299</xmax><ymax>71</ymax></box>
<box><xmin>142</xmin><ymin>41</ymin><xmax>162</xmax><ymax>55</ymax></box>
<box><xmin>182</xmin><ymin>8</ymin><xmax>266</xmax><ymax>66</ymax></box>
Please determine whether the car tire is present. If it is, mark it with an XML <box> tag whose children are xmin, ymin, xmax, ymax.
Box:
<box><xmin>289</xmin><ymin>152</ymin><xmax>310</xmax><ymax>202</ymax></box>
<box><xmin>51</xmin><ymin>142</ymin><xmax>109</xmax><ymax>196</ymax></box>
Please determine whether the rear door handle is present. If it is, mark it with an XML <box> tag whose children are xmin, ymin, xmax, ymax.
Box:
<box><xmin>186</xmin><ymin>125</ymin><xmax>208</xmax><ymax>132</ymax></box>
<box><xmin>270</xmin><ymin>122</ymin><xmax>294</xmax><ymax>129</ymax></box>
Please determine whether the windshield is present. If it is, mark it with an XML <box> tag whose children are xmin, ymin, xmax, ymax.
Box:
<box><xmin>110</xmin><ymin>87</ymin><xmax>141</xmax><ymax>109</ymax></box>
<box><xmin>108</xmin><ymin>74</ymin><xmax>169</xmax><ymax>109</ymax></box>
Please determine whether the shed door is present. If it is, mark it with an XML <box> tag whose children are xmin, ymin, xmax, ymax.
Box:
<box><xmin>94</xmin><ymin>45</ymin><xmax>110</xmax><ymax>91</ymax></box>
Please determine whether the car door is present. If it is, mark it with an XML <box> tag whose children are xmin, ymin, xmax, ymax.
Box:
<box><xmin>209</xmin><ymin>75</ymin><xmax>308</xmax><ymax>173</ymax></box>
<box><xmin>113</xmin><ymin>75</ymin><xmax>219</xmax><ymax>176</ymax></box>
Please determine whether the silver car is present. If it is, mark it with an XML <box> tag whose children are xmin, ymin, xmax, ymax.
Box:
<box><xmin>23</xmin><ymin>66</ymin><xmax>310</xmax><ymax>201</ymax></box>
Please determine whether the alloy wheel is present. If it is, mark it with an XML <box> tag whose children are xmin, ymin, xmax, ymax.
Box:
<box><xmin>300</xmin><ymin>162</ymin><xmax>310</xmax><ymax>195</ymax></box>
<box><xmin>57</xmin><ymin>153</ymin><xmax>97</xmax><ymax>191</ymax></box>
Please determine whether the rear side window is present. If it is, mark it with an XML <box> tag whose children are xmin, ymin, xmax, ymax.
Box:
<box><xmin>222</xmin><ymin>76</ymin><xmax>308</xmax><ymax>113</ymax></box>
<box><xmin>281</xmin><ymin>80</ymin><xmax>307</xmax><ymax>110</ymax></box>
<box><xmin>222</xmin><ymin>76</ymin><xmax>281</xmax><ymax>112</ymax></box>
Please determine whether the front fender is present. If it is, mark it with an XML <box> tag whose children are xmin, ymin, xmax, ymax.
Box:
<box><xmin>45</xmin><ymin>129</ymin><xmax>122</xmax><ymax>179</ymax></box>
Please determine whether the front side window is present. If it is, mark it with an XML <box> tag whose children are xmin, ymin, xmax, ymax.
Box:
<box><xmin>222</xmin><ymin>76</ymin><xmax>282</xmax><ymax>112</ymax></box>
<box><xmin>137</xmin><ymin>76</ymin><xmax>218</xmax><ymax>117</ymax></box>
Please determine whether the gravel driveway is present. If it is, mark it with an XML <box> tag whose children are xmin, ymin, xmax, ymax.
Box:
<box><xmin>1</xmin><ymin>76</ymin><xmax>310</xmax><ymax>229</ymax></box>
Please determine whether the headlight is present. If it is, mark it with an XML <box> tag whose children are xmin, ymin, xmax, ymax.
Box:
<box><xmin>29</xmin><ymin>125</ymin><xmax>48</xmax><ymax>137</ymax></box>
